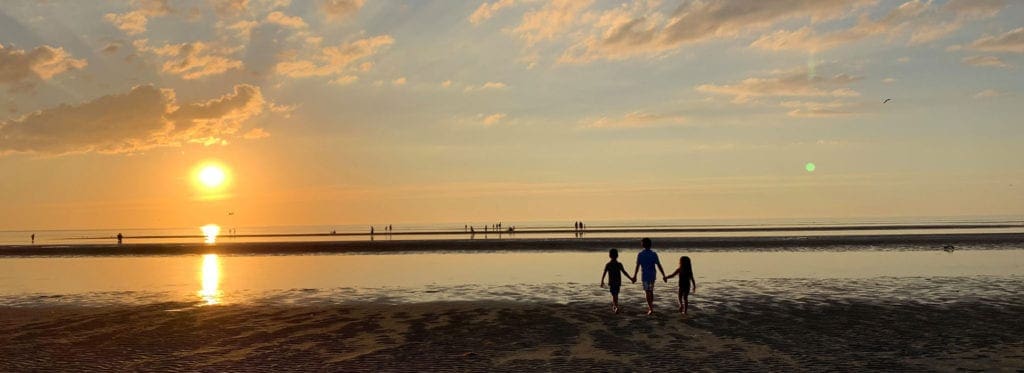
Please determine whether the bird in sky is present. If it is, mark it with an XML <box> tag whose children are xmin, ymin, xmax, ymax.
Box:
<box><xmin>883</xmin><ymin>98</ymin><xmax>892</xmax><ymax>104</ymax></box>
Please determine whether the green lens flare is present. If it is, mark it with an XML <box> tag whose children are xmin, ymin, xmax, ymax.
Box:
<box><xmin>805</xmin><ymin>162</ymin><xmax>816</xmax><ymax>172</ymax></box>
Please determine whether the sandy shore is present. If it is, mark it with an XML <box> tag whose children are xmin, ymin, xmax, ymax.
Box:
<box><xmin>1</xmin><ymin>232</ymin><xmax>1022</xmax><ymax>257</ymax></box>
<box><xmin>3</xmin><ymin>280</ymin><xmax>1022</xmax><ymax>371</ymax></box>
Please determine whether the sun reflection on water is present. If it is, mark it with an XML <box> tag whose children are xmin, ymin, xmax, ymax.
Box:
<box><xmin>197</xmin><ymin>254</ymin><xmax>222</xmax><ymax>305</ymax></box>
<box><xmin>200</xmin><ymin>224</ymin><xmax>220</xmax><ymax>244</ymax></box>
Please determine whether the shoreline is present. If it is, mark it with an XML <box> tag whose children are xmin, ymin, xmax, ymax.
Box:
<box><xmin>1</xmin><ymin>232</ymin><xmax>1022</xmax><ymax>257</ymax></box>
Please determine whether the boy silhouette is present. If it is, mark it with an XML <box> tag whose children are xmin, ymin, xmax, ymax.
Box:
<box><xmin>632</xmin><ymin>238</ymin><xmax>666</xmax><ymax>315</ymax></box>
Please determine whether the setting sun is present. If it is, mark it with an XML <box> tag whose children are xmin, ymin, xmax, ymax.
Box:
<box><xmin>192</xmin><ymin>162</ymin><xmax>231</xmax><ymax>194</ymax></box>
<box><xmin>198</xmin><ymin>165</ymin><xmax>226</xmax><ymax>188</ymax></box>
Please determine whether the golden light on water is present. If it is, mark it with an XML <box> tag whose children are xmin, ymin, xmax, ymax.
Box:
<box><xmin>198</xmin><ymin>254</ymin><xmax>222</xmax><ymax>305</ymax></box>
<box><xmin>200</xmin><ymin>224</ymin><xmax>221</xmax><ymax>244</ymax></box>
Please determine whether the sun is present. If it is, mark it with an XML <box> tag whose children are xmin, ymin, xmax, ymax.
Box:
<box><xmin>194</xmin><ymin>162</ymin><xmax>230</xmax><ymax>190</ymax></box>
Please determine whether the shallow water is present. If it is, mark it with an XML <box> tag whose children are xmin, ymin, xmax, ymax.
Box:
<box><xmin>0</xmin><ymin>249</ymin><xmax>1021</xmax><ymax>306</ymax></box>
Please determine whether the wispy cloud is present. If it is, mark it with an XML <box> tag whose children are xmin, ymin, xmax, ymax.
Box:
<box><xmin>321</xmin><ymin>0</ymin><xmax>366</xmax><ymax>21</ymax></box>
<box><xmin>581</xmin><ymin>111</ymin><xmax>685</xmax><ymax>129</ymax></box>
<box><xmin>470</xmin><ymin>0</ymin><xmax>515</xmax><ymax>25</ymax></box>
<box><xmin>962</xmin><ymin>55</ymin><xmax>1012</xmax><ymax>68</ymax></box>
<box><xmin>696</xmin><ymin>66</ymin><xmax>862</xmax><ymax>103</ymax></box>
<box><xmin>137</xmin><ymin>40</ymin><xmax>243</xmax><ymax>79</ymax></box>
<box><xmin>275</xmin><ymin>35</ymin><xmax>394</xmax><ymax>79</ymax></box>
<box><xmin>968</xmin><ymin>27</ymin><xmax>1024</xmax><ymax>53</ymax></box>
<box><xmin>481</xmin><ymin>113</ymin><xmax>506</xmax><ymax>125</ymax></box>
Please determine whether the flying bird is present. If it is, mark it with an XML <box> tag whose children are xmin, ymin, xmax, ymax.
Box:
<box><xmin>883</xmin><ymin>98</ymin><xmax>892</xmax><ymax>104</ymax></box>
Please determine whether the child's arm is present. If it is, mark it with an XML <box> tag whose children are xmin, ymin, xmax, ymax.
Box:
<box><xmin>690</xmin><ymin>272</ymin><xmax>697</xmax><ymax>293</ymax></box>
<box><xmin>665</xmin><ymin>268</ymin><xmax>680</xmax><ymax>280</ymax></box>
<box><xmin>631</xmin><ymin>263</ymin><xmax>640</xmax><ymax>283</ymax></box>
<box><xmin>620</xmin><ymin>267</ymin><xmax>635</xmax><ymax>283</ymax></box>
<box><xmin>600</xmin><ymin>267</ymin><xmax>608</xmax><ymax>288</ymax></box>
<box><xmin>657</xmin><ymin>261</ymin><xmax>668</xmax><ymax>283</ymax></box>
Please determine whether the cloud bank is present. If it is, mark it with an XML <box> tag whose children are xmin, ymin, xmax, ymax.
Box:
<box><xmin>0</xmin><ymin>84</ymin><xmax>272</xmax><ymax>155</ymax></box>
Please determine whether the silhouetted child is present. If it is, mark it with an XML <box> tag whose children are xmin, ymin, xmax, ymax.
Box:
<box><xmin>665</xmin><ymin>256</ymin><xmax>697</xmax><ymax>314</ymax></box>
<box><xmin>601</xmin><ymin>249</ymin><xmax>635</xmax><ymax>313</ymax></box>
<box><xmin>633</xmin><ymin>237</ymin><xmax>667</xmax><ymax>315</ymax></box>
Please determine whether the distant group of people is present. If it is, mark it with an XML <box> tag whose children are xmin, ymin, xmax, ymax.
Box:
<box><xmin>601</xmin><ymin>238</ymin><xmax>696</xmax><ymax>315</ymax></box>
<box><xmin>370</xmin><ymin>225</ymin><xmax>394</xmax><ymax>235</ymax></box>
<box><xmin>465</xmin><ymin>223</ymin><xmax>516</xmax><ymax>236</ymax></box>
<box><xmin>574</xmin><ymin>221</ymin><xmax>587</xmax><ymax>231</ymax></box>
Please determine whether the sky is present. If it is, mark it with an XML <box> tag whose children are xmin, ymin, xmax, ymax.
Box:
<box><xmin>0</xmin><ymin>0</ymin><xmax>1022</xmax><ymax>230</ymax></box>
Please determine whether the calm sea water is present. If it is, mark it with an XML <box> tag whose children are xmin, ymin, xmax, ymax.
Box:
<box><xmin>0</xmin><ymin>249</ymin><xmax>1021</xmax><ymax>306</ymax></box>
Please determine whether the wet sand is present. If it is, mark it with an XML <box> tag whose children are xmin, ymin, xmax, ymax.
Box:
<box><xmin>1</xmin><ymin>232</ymin><xmax>1022</xmax><ymax>257</ymax></box>
<box><xmin>2</xmin><ymin>277</ymin><xmax>1022</xmax><ymax>371</ymax></box>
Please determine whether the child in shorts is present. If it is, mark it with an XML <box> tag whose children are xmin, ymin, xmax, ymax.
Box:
<box><xmin>600</xmin><ymin>249</ymin><xmax>635</xmax><ymax>313</ymax></box>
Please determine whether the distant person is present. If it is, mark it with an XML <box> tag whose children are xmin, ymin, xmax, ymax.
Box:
<box><xmin>31</xmin><ymin>233</ymin><xmax>35</xmax><ymax>244</ymax></box>
<box><xmin>117</xmin><ymin>233</ymin><xmax>123</xmax><ymax>245</ymax></box>
<box><xmin>601</xmin><ymin>249</ymin><xmax>635</xmax><ymax>313</ymax></box>
<box><xmin>665</xmin><ymin>256</ymin><xmax>697</xmax><ymax>314</ymax></box>
<box><xmin>370</xmin><ymin>226</ymin><xmax>374</xmax><ymax>236</ymax></box>
<box><xmin>633</xmin><ymin>237</ymin><xmax>667</xmax><ymax>315</ymax></box>
<box><xmin>575</xmin><ymin>221</ymin><xmax>579</xmax><ymax>231</ymax></box>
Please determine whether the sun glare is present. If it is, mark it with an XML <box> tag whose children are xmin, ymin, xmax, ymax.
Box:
<box><xmin>201</xmin><ymin>224</ymin><xmax>221</xmax><ymax>244</ymax></box>
<box><xmin>198</xmin><ymin>254</ymin><xmax>222</xmax><ymax>305</ymax></box>
<box><xmin>198</xmin><ymin>165</ymin><xmax>227</xmax><ymax>188</ymax></box>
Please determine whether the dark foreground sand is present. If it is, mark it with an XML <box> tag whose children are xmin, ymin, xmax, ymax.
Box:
<box><xmin>2</xmin><ymin>280</ymin><xmax>1022</xmax><ymax>372</ymax></box>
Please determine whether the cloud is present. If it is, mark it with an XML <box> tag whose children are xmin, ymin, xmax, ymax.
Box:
<box><xmin>391</xmin><ymin>77</ymin><xmax>407</xmax><ymax>86</ymax></box>
<box><xmin>105</xmin><ymin>11</ymin><xmax>149</xmax><ymax>35</ymax></box>
<box><xmin>440</xmin><ymin>80</ymin><xmax>453</xmax><ymax>88</ymax></box>
<box><xmin>100</xmin><ymin>42</ymin><xmax>123</xmax><ymax>55</ymax></box>
<box><xmin>962</xmin><ymin>55</ymin><xmax>1011</xmax><ymax>68</ymax></box>
<box><xmin>0</xmin><ymin>43</ymin><xmax>87</xmax><ymax>90</ymax></box>
<box><xmin>780</xmin><ymin>100</ymin><xmax>858</xmax><ymax>117</ymax></box>
<box><xmin>560</xmin><ymin>0</ymin><xmax>872</xmax><ymax>63</ymax></box>
<box><xmin>103</xmin><ymin>0</ymin><xmax>172</xmax><ymax>35</ymax></box>
<box><xmin>142</xmin><ymin>41</ymin><xmax>243</xmax><ymax>79</ymax></box>
<box><xmin>882</xmin><ymin>77</ymin><xmax>897</xmax><ymax>83</ymax></box>
<box><xmin>749</xmin><ymin>1</ymin><xmax>931</xmax><ymax>52</ymax></box>
<box><xmin>943</xmin><ymin>0</ymin><xmax>1005</xmax><ymax>19</ymax></box>
<box><xmin>514</xmin><ymin>0</ymin><xmax>593</xmax><ymax>46</ymax></box>
<box><xmin>464</xmin><ymin>81</ymin><xmax>508</xmax><ymax>92</ymax></box>
<box><xmin>266</xmin><ymin>11</ymin><xmax>308</xmax><ymax>29</ymax></box>
<box><xmin>214</xmin><ymin>0</ymin><xmax>249</xmax><ymax>17</ymax></box>
<box><xmin>331</xmin><ymin>75</ymin><xmax>358</xmax><ymax>85</ymax></box>
<box><xmin>481</xmin><ymin>113</ymin><xmax>506</xmax><ymax>125</ymax></box>
<box><xmin>582</xmin><ymin>111</ymin><xmax>685</xmax><ymax>129</ymax></box>
<box><xmin>973</xmin><ymin>89</ymin><xmax>1009</xmax><ymax>99</ymax></box>
<box><xmin>696</xmin><ymin>66</ymin><xmax>862</xmax><ymax>103</ymax></box>
<box><xmin>275</xmin><ymin>35</ymin><xmax>394</xmax><ymax>78</ymax></box>
<box><xmin>968</xmin><ymin>28</ymin><xmax>1024</xmax><ymax>53</ymax></box>
<box><xmin>243</xmin><ymin>127</ymin><xmax>270</xmax><ymax>139</ymax></box>
<box><xmin>0</xmin><ymin>84</ymin><xmax>272</xmax><ymax>155</ymax></box>
<box><xmin>321</xmin><ymin>0</ymin><xmax>365</xmax><ymax>21</ymax></box>
<box><xmin>470</xmin><ymin>0</ymin><xmax>515</xmax><ymax>25</ymax></box>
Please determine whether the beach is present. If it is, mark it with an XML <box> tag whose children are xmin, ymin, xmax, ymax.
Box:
<box><xmin>2</xmin><ymin>276</ymin><xmax>1022</xmax><ymax>371</ymax></box>
<box><xmin>1</xmin><ymin>234</ymin><xmax>1022</xmax><ymax>371</ymax></box>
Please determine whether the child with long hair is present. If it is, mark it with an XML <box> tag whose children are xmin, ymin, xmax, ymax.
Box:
<box><xmin>664</xmin><ymin>256</ymin><xmax>696</xmax><ymax>314</ymax></box>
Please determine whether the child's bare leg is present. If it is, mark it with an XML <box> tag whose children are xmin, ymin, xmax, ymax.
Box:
<box><xmin>682</xmin><ymin>294</ymin><xmax>689</xmax><ymax>314</ymax></box>
<box><xmin>645</xmin><ymin>290</ymin><xmax>655</xmax><ymax>315</ymax></box>
<box><xmin>612</xmin><ymin>294</ymin><xmax>619</xmax><ymax>313</ymax></box>
<box><xmin>678</xmin><ymin>292</ymin><xmax>684</xmax><ymax>313</ymax></box>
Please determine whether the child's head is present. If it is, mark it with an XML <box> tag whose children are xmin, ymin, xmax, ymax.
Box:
<box><xmin>680</xmin><ymin>256</ymin><xmax>692</xmax><ymax>271</ymax></box>
<box><xmin>608</xmin><ymin>249</ymin><xmax>618</xmax><ymax>259</ymax></box>
<box><xmin>641</xmin><ymin>237</ymin><xmax>652</xmax><ymax>249</ymax></box>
